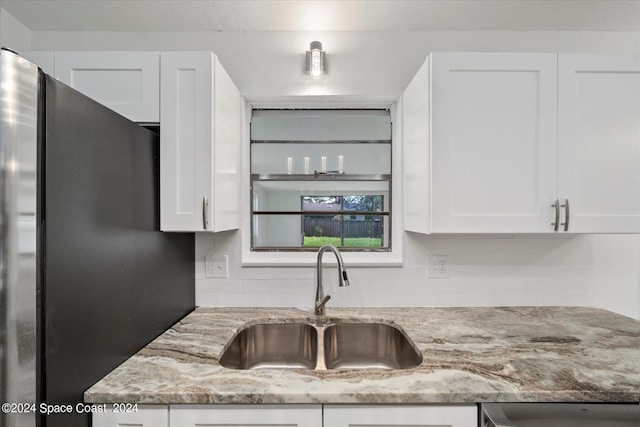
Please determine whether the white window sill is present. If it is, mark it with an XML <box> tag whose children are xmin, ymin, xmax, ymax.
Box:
<box><xmin>241</xmin><ymin>249</ymin><xmax>403</xmax><ymax>267</ymax></box>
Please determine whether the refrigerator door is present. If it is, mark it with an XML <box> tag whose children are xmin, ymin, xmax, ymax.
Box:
<box><xmin>2</xmin><ymin>49</ymin><xmax>194</xmax><ymax>427</ymax></box>
<box><xmin>0</xmin><ymin>49</ymin><xmax>39</xmax><ymax>427</ymax></box>
<box><xmin>41</xmin><ymin>75</ymin><xmax>194</xmax><ymax>427</ymax></box>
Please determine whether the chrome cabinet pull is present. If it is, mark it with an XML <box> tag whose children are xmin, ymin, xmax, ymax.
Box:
<box><xmin>551</xmin><ymin>199</ymin><xmax>560</xmax><ymax>231</ymax></box>
<box><xmin>202</xmin><ymin>196</ymin><xmax>209</xmax><ymax>230</ymax></box>
<box><xmin>561</xmin><ymin>198</ymin><xmax>569</xmax><ymax>232</ymax></box>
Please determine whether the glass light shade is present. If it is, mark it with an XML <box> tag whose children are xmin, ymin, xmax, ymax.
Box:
<box><xmin>310</xmin><ymin>48</ymin><xmax>323</xmax><ymax>79</ymax></box>
<box><xmin>306</xmin><ymin>41</ymin><xmax>326</xmax><ymax>79</ymax></box>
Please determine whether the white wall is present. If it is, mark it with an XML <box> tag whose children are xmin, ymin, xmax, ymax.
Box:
<box><xmin>23</xmin><ymin>26</ymin><xmax>640</xmax><ymax>319</ymax></box>
<box><xmin>0</xmin><ymin>7</ymin><xmax>31</xmax><ymax>52</ymax></box>
<box><xmin>29</xmin><ymin>30</ymin><xmax>640</xmax><ymax>103</ymax></box>
<box><xmin>590</xmin><ymin>235</ymin><xmax>640</xmax><ymax>319</ymax></box>
<box><xmin>196</xmin><ymin>231</ymin><xmax>640</xmax><ymax>320</ymax></box>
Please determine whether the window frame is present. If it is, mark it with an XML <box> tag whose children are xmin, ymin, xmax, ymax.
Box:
<box><xmin>241</xmin><ymin>102</ymin><xmax>403</xmax><ymax>267</ymax></box>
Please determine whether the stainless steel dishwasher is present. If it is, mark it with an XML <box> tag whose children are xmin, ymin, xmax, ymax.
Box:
<box><xmin>481</xmin><ymin>403</ymin><xmax>640</xmax><ymax>427</ymax></box>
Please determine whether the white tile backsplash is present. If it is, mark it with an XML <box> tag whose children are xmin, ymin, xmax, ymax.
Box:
<box><xmin>196</xmin><ymin>231</ymin><xmax>640</xmax><ymax>319</ymax></box>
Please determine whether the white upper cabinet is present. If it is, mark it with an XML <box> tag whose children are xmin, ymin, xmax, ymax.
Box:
<box><xmin>160</xmin><ymin>52</ymin><xmax>242</xmax><ymax>232</ymax></box>
<box><xmin>403</xmin><ymin>52</ymin><xmax>640</xmax><ymax>234</ymax></box>
<box><xmin>402</xmin><ymin>56</ymin><xmax>432</xmax><ymax>234</ymax></box>
<box><xmin>558</xmin><ymin>54</ymin><xmax>640</xmax><ymax>233</ymax></box>
<box><xmin>403</xmin><ymin>52</ymin><xmax>558</xmax><ymax>233</ymax></box>
<box><xmin>51</xmin><ymin>50</ymin><xmax>242</xmax><ymax>232</ymax></box>
<box><xmin>54</xmin><ymin>51</ymin><xmax>160</xmax><ymax>122</ymax></box>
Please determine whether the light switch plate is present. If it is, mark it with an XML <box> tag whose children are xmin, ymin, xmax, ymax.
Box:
<box><xmin>205</xmin><ymin>254</ymin><xmax>229</xmax><ymax>278</ymax></box>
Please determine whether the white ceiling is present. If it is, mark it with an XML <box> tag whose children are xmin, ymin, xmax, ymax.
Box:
<box><xmin>2</xmin><ymin>0</ymin><xmax>640</xmax><ymax>32</ymax></box>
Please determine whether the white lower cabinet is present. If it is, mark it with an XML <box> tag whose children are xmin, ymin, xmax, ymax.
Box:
<box><xmin>324</xmin><ymin>404</ymin><xmax>478</xmax><ymax>427</ymax></box>
<box><xmin>94</xmin><ymin>404</ymin><xmax>477</xmax><ymax>427</ymax></box>
<box><xmin>92</xmin><ymin>404</ymin><xmax>168</xmax><ymax>427</ymax></box>
<box><xmin>169</xmin><ymin>404</ymin><xmax>322</xmax><ymax>427</ymax></box>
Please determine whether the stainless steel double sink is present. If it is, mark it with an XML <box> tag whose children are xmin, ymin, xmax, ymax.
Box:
<box><xmin>219</xmin><ymin>321</ymin><xmax>422</xmax><ymax>371</ymax></box>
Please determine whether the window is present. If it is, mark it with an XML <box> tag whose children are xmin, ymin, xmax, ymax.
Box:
<box><xmin>302</xmin><ymin>195</ymin><xmax>385</xmax><ymax>248</ymax></box>
<box><xmin>250</xmin><ymin>109</ymin><xmax>392</xmax><ymax>252</ymax></box>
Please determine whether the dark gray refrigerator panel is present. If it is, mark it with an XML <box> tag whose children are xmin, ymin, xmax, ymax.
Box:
<box><xmin>39</xmin><ymin>74</ymin><xmax>195</xmax><ymax>427</ymax></box>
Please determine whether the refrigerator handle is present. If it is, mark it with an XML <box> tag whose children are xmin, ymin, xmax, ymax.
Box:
<box><xmin>481</xmin><ymin>404</ymin><xmax>516</xmax><ymax>427</ymax></box>
<box><xmin>202</xmin><ymin>196</ymin><xmax>209</xmax><ymax>230</ymax></box>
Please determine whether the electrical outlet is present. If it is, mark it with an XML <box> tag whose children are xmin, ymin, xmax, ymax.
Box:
<box><xmin>426</xmin><ymin>255</ymin><xmax>448</xmax><ymax>278</ymax></box>
<box><xmin>205</xmin><ymin>254</ymin><xmax>229</xmax><ymax>278</ymax></box>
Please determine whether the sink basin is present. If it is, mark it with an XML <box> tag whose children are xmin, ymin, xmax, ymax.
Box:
<box><xmin>323</xmin><ymin>323</ymin><xmax>422</xmax><ymax>370</ymax></box>
<box><xmin>219</xmin><ymin>321</ymin><xmax>422</xmax><ymax>370</ymax></box>
<box><xmin>219</xmin><ymin>323</ymin><xmax>318</xmax><ymax>370</ymax></box>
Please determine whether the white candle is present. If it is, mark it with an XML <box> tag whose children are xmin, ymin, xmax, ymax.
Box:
<box><xmin>304</xmin><ymin>157</ymin><xmax>310</xmax><ymax>174</ymax></box>
<box><xmin>321</xmin><ymin>156</ymin><xmax>327</xmax><ymax>173</ymax></box>
<box><xmin>287</xmin><ymin>157</ymin><xmax>293</xmax><ymax>174</ymax></box>
<box><xmin>338</xmin><ymin>155</ymin><xmax>344</xmax><ymax>173</ymax></box>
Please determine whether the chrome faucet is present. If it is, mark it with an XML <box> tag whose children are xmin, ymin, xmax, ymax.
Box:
<box><xmin>314</xmin><ymin>244</ymin><xmax>350</xmax><ymax>315</ymax></box>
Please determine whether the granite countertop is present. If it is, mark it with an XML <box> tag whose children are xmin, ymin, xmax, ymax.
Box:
<box><xmin>84</xmin><ymin>306</ymin><xmax>640</xmax><ymax>404</ymax></box>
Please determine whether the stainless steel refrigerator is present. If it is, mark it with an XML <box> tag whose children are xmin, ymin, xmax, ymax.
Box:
<box><xmin>0</xmin><ymin>49</ymin><xmax>195</xmax><ymax>427</ymax></box>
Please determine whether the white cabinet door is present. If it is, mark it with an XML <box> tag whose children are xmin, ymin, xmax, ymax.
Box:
<box><xmin>429</xmin><ymin>53</ymin><xmax>558</xmax><ymax>233</ymax></box>
<box><xmin>558</xmin><ymin>54</ymin><xmax>640</xmax><ymax>233</ymax></box>
<box><xmin>54</xmin><ymin>51</ymin><xmax>159</xmax><ymax>122</ymax></box>
<box><xmin>324</xmin><ymin>404</ymin><xmax>478</xmax><ymax>427</ymax></box>
<box><xmin>169</xmin><ymin>404</ymin><xmax>322</xmax><ymax>427</ymax></box>
<box><xmin>160</xmin><ymin>52</ymin><xmax>242</xmax><ymax>232</ymax></box>
<box><xmin>402</xmin><ymin>55</ymin><xmax>432</xmax><ymax>235</ymax></box>
<box><xmin>93</xmin><ymin>404</ymin><xmax>168</xmax><ymax>427</ymax></box>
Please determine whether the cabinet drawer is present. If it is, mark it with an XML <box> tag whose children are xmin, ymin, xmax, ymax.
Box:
<box><xmin>324</xmin><ymin>404</ymin><xmax>478</xmax><ymax>427</ymax></box>
<box><xmin>93</xmin><ymin>404</ymin><xmax>168</xmax><ymax>427</ymax></box>
<box><xmin>169</xmin><ymin>404</ymin><xmax>322</xmax><ymax>427</ymax></box>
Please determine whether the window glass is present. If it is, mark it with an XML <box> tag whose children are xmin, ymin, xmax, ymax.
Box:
<box><xmin>301</xmin><ymin>196</ymin><xmax>384</xmax><ymax>248</ymax></box>
<box><xmin>250</xmin><ymin>109</ymin><xmax>391</xmax><ymax>252</ymax></box>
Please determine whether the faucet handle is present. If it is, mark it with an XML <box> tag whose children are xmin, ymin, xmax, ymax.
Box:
<box><xmin>315</xmin><ymin>295</ymin><xmax>331</xmax><ymax>315</ymax></box>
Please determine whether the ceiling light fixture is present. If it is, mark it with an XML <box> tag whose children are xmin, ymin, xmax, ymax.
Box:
<box><xmin>305</xmin><ymin>41</ymin><xmax>327</xmax><ymax>79</ymax></box>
